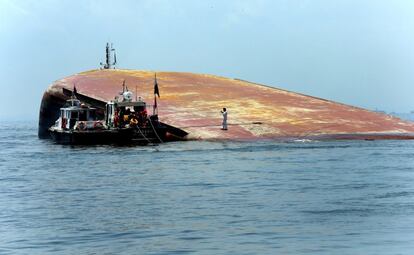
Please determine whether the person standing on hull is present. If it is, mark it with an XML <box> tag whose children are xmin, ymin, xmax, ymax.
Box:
<box><xmin>221</xmin><ymin>108</ymin><xmax>228</xmax><ymax>130</ymax></box>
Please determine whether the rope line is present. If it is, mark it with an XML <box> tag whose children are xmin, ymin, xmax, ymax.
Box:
<box><xmin>149</xmin><ymin>119</ymin><xmax>164</xmax><ymax>143</ymax></box>
<box><xmin>136</xmin><ymin>126</ymin><xmax>152</xmax><ymax>144</ymax></box>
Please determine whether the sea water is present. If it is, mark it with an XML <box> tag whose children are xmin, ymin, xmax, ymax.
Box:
<box><xmin>1</xmin><ymin>120</ymin><xmax>414</xmax><ymax>254</ymax></box>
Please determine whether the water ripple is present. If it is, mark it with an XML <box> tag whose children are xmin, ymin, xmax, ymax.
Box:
<box><xmin>1</xmin><ymin>121</ymin><xmax>414</xmax><ymax>254</ymax></box>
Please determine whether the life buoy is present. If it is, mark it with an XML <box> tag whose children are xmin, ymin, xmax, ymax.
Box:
<box><xmin>130</xmin><ymin>118</ymin><xmax>138</xmax><ymax>127</ymax></box>
<box><xmin>77</xmin><ymin>121</ymin><xmax>86</xmax><ymax>131</ymax></box>
<box><xmin>94</xmin><ymin>121</ymin><xmax>104</xmax><ymax>129</ymax></box>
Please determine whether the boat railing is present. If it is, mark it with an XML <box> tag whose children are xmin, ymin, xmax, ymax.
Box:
<box><xmin>74</xmin><ymin>120</ymin><xmax>106</xmax><ymax>131</ymax></box>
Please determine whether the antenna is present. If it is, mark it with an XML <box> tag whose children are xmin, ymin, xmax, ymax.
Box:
<box><xmin>111</xmin><ymin>43</ymin><xmax>116</xmax><ymax>69</ymax></box>
<box><xmin>102</xmin><ymin>42</ymin><xmax>117</xmax><ymax>69</ymax></box>
<box><xmin>105</xmin><ymin>43</ymin><xmax>110</xmax><ymax>69</ymax></box>
<box><xmin>72</xmin><ymin>83</ymin><xmax>77</xmax><ymax>99</ymax></box>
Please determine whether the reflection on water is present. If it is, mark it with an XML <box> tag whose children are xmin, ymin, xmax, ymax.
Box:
<box><xmin>1</xmin><ymin>121</ymin><xmax>414</xmax><ymax>254</ymax></box>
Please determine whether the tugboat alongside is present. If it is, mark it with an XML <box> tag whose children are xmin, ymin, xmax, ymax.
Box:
<box><xmin>48</xmin><ymin>84</ymin><xmax>175</xmax><ymax>145</ymax></box>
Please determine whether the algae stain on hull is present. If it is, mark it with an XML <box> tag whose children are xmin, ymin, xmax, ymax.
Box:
<box><xmin>39</xmin><ymin>69</ymin><xmax>414</xmax><ymax>140</ymax></box>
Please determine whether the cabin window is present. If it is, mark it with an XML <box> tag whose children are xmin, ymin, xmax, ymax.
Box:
<box><xmin>79</xmin><ymin>110</ymin><xmax>87</xmax><ymax>121</ymax></box>
<box><xmin>71</xmin><ymin>111</ymin><xmax>79</xmax><ymax>119</ymax></box>
<box><xmin>134</xmin><ymin>106</ymin><xmax>145</xmax><ymax>112</ymax></box>
<box><xmin>88</xmin><ymin>111</ymin><xmax>96</xmax><ymax>121</ymax></box>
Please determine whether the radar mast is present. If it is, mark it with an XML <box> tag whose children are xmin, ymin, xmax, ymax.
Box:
<box><xmin>100</xmin><ymin>42</ymin><xmax>117</xmax><ymax>69</ymax></box>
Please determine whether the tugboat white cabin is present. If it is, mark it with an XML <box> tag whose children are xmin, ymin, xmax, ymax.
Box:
<box><xmin>56</xmin><ymin>97</ymin><xmax>99</xmax><ymax>131</ymax></box>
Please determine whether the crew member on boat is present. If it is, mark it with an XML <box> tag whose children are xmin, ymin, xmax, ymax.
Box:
<box><xmin>123</xmin><ymin>109</ymin><xmax>131</xmax><ymax>123</ymax></box>
<box><xmin>139</xmin><ymin>108</ymin><xmax>148</xmax><ymax>126</ymax></box>
<box><xmin>221</xmin><ymin>108</ymin><xmax>228</xmax><ymax>130</ymax></box>
<box><xmin>114</xmin><ymin>110</ymin><xmax>119</xmax><ymax>127</ymax></box>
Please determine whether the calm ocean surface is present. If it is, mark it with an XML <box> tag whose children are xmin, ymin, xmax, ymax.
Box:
<box><xmin>1</xmin><ymin>120</ymin><xmax>414</xmax><ymax>254</ymax></box>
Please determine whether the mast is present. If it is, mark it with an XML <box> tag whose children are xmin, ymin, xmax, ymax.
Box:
<box><xmin>102</xmin><ymin>42</ymin><xmax>117</xmax><ymax>69</ymax></box>
<box><xmin>105</xmin><ymin>43</ymin><xmax>111</xmax><ymax>69</ymax></box>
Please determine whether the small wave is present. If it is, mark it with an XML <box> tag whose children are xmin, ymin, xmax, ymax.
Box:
<box><xmin>376</xmin><ymin>191</ymin><xmax>414</xmax><ymax>199</ymax></box>
<box><xmin>177</xmin><ymin>236</ymin><xmax>206</xmax><ymax>240</ymax></box>
<box><xmin>303</xmin><ymin>208</ymin><xmax>374</xmax><ymax>215</ymax></box>
<box><xmin>331</xmin><ymin>183</ymin><xmax>371</xmax><ymax>190</ymax></box>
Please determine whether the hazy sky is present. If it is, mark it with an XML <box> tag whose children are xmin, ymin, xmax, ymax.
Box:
<box><xmin>1</xmin><ymin>0</ymin><xmax>414</xmax><ymax>120</ymax></box>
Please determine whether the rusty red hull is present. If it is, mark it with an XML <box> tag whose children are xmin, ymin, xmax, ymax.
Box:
<box><xmin>38</xmin><ymin>69</ymin><xmax>414</xmax><ymax>140</ymax></box>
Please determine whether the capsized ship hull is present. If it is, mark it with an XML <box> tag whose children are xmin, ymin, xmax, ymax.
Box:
<box><xmin>39</xmin><ymin>69</ymin><xmax>414</xmax><ymax>140</ymax></box>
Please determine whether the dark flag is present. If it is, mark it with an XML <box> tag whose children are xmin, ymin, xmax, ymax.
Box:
<box><xmin>73</xmin><ymin>85</ymin><xmax>77</xmax><ymax>96</ymax></box>
<box><xmin>153</xmin><ymin>73</ymin><xmax>159</xmax><ymax>115</ymax></box>
<box><xmin>154</xmin><ymin>73</ymin><xmax>160</xmax><ymax>98</ymax></box>
<box><xmin>122</xmin><ymin>80</ymin><xmax>126</xmax><ymax>93</ymax></box>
